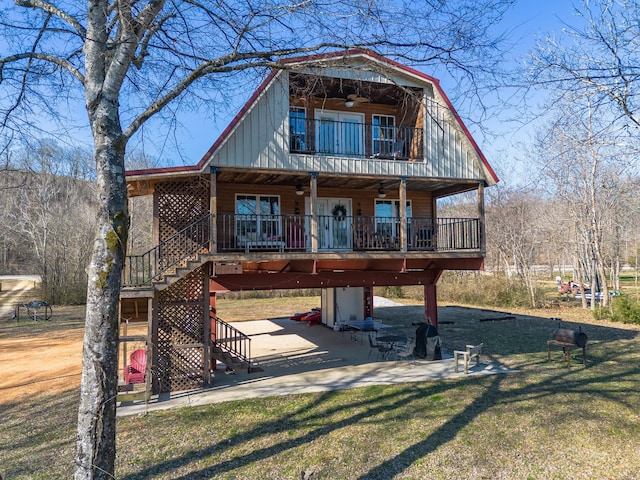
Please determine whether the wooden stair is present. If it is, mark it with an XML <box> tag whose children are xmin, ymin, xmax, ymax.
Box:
<box><xmin>152</xmin><ymin>252</ymin><xmax>212</xmax><ymax>290</ymax></box>
<box><xmin>211</xmin><ymin>344</ymin><xmax>251</xmax><ymax>373</ymax></box>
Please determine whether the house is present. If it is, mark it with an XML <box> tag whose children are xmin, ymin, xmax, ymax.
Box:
<box><xmin>121</xmin><ymin>49</ymin><xmax>499</xmax><ymax>394</ymax></box>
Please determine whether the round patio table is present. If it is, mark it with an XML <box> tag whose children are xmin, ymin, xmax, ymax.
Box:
<box><xmin>376</xmin><ymin>334</ymin><xmax>409</xmax><ymax>359</ymax></box>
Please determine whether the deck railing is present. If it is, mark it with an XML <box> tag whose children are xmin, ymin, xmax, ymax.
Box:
<box><xmin>217</xmin><ymin>213</ymin><xmax>480</xmax><ymax>253</ymax></box>
<box><xmin>123</xmin><ymin>214</ymin><xmax>211</xmax><ymax>286</ymax></box>
<box><xmin>122</xmin><ymin>214</ymin><xmax>481</xmax><ymax>287</ymax></box>
<box><xmin>215</xmin><ymin>317</ymin><xmax>251</xmax><ymax>372</ymax></box>
<box><xmin>290</xmin><ymin>118</ymin><xmax>424</xmax><ymax>160</ymax></box>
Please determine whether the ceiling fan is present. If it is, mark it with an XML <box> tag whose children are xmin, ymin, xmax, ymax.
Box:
<box><xmin>344</xmin><ymin>93</ymin><xmax>370</xmax><ymax>107</ymax></box>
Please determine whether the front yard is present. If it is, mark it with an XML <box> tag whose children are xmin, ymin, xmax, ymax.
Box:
<box><xmin>1</xmin><ymin>299</ymin><xmax>639</xmax><ymax>479</ymax></box>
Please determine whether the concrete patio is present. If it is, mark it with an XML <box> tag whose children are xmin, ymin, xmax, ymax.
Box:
<box><xmin>118</xmin><ymin>315</ymin><xmax>512</xmax><ymax>417</ymax></box>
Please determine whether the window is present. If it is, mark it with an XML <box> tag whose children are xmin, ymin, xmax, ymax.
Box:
<box><xmin>375</xmin><ymin>199</ymin><xmax>411</xmax><ymax>237</ymax></box>
<box><xmin>236</xmin><ymin>195</ymin><xmax>281</xmax><ymax>242</ymax></box>
<box><xmin>290</xmin><ymin>107</ymin><xmax>307</xmax><ymax>152</ymax></box>
<box><xmin>372</xmin><ymin>115</ymin><xmax>396</xmax><ymax>156</ymax></box>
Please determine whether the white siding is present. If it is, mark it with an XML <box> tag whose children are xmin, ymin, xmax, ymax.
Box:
<box><xmin>208</xmin><ymin>68</ymin><xmax>487</xmax><ymax>183</ymax></box>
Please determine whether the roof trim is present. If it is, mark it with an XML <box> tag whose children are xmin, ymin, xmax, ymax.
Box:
<box><xmin>126</xmin><ymin>48</ymin><xmax>498</xmax><ymax>185</ymax></box>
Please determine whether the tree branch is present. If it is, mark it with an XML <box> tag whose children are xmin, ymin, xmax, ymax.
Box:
<box><xmin>15</xmin><ymin>0</ymin><xmax>86</xmax><ymax>38</ymax></box>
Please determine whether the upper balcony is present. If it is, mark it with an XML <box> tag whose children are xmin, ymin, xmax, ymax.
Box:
<box><xmin>289</xmin><ymin>117</ymin><xmax>423</xmax><ymax>161</ymax></box>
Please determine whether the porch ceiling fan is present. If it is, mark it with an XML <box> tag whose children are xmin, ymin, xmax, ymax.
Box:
<box><xmin>344</xmin><ymin>93</ymin><xmax>370</xmax><ymax>107</ymax></box>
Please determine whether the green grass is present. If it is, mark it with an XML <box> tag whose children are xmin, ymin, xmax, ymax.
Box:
<box><xmin>2</xmin><ymin>300</ymin><xmax>640</xmax><ymax>479</ymax></box>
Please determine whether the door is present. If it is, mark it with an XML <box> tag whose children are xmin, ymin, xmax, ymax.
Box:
<box><xmin>316</xmin><ymin>110</ymin><xmax>364</xmax><ymax>156</ymax></box>
<box><xmin>306</xmin><ymin>198</ymin><xmax>352</xmax><ymax>250</ymax></box>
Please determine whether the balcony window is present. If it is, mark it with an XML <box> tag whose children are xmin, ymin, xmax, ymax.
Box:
<box><xmin>372</xmin><ymin>115</ymin><xmax>396</xmax><ymax>156</ymax></box>
<box><xmin>316</xmin><ymin>110</ymin><xmax>364</xmax><ymax>157</ymax></box>
<box><xmin>375</xmin><ymin>199</ymin><xmax>411</xmax><ymax>237</ymax></box>
<box><xmin>236</xmin><ymin>195</ymin><xmax>281</xmax><ymax>243</ymax></box>
<box><xmin>290</xmin><ymin>107</ymin><xmax>307</xmax><ymax>152</ymax></box>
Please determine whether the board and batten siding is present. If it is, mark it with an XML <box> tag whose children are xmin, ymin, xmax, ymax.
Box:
<box><xmin>209</xmin><ymin>70</ymin><xmax>487</xmax><ymax>183</ymax></box>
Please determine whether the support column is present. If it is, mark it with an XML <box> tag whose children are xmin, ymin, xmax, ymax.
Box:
<box><xmin>209</xmin><ymin>290</ymin><xmax>217</xmax><ymax>372</ymax></box>
<box><xmin>478</xmin><ymin>182</ymin><xmax>485</xmax><ymax>252</ymax></box>
<box><xmin>150</xmin><ymin>294</ymin><xmax>159</xmax><ymax>394</ymax></box>
<box><xmin>399</xmin><ymin>177</ymin><xmax>407</xmax><ymax>252</ymax></box>
<box><xmin>424</xmin><ymin>283</ymin><xmax>438</xmax><ymax>328</ymax></box>
<box><xmin>209</xmin><ymin>166</ymin><xmax>218</xmax><ymax>253</ymax></box>
<box><xmin>203</xmin><ymin>274</ymin><xmax>212</xmax><ymax>386</ymax></box>
<box><xmin>310</xmin><ymin>172</ymin><xmax>319</xmax><ymax>253</ymax></box>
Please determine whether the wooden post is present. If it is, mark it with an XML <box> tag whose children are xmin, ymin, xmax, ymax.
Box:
<box><xmin>147</xmin><ymin>295</ymin><xmax>156</xmax><ymax>396</ymax></box>
<box><xmin>209</xmin><ymin>166</ymin><xmax>217</xmax><ymax>254</ymax></box>
<box><xmin>424</xmin><ymin>283</ymin><xmax>438</xmax><ymax>327</ymax></box>
<box><xmin>209</xmin><ymin>289</ymin><xmax>217</xmax><ymax>371</ymax></box>
<box><xmin>203</xmin><ymin>274</ymin><xmax>212</xmax><ymax>386</ymax></box>
<box><xmin>310</xmin><ymin>172</ymin><xmax>318</xmax><ymax>253</ymax></box>
<box><xmin>478</xmin><ymin>182</ymin><xmax>485</xmax><ymax>252</ymax></box>
<box><xmin>399</xmin><ymin>177</ymin><xmax>407</xmax><ymax>252</ymax></box>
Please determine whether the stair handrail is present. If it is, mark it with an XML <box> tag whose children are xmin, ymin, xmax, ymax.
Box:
<box><xmin>123</xmin><ymin>214</ymin><xmax>211</xmax><ymax>287</ymax></box>
<box><xmin>215</xmin><ymin>316</ymin><xmax>252</xmax><ymax>372</ymax></box>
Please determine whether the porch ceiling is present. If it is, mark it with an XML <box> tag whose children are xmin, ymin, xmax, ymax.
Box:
<box><xmin>126</xmin><ymin>170</ymin><xmax>481</xmax><ymax>198</ymax></box>
<box><xmin>289</xmin><ymin>73</ymin><xmax>421</xmax><ymax>106</ymax></box>
<box><xmin>215</xmin><ymin>170</ymin><xmax>479</xmax><ymax>197</ymax></box>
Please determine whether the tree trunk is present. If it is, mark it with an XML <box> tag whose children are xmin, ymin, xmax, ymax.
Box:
<box><xmin>74</xmin><ymin>134</ymin><xmax>128</xmax><ymax>478</ymax></box>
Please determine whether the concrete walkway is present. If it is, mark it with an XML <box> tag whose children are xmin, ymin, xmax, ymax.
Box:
<box><xmin>118</xmin><ymin>317</ymin><xmax>512</xmax><ymax>417</ymax></box>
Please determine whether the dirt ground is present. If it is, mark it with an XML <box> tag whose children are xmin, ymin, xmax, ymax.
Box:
<box><xmin>0</xmin><ymin>323</ymin><xmax>84</xmax><ymax>403</ymax></box>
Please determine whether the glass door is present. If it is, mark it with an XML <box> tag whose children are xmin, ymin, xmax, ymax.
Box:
<box><xmin>307</xmin><ymin>198</ymin><xmax>352</xmax><ymax>250</ymax></box>
<box><xmin>316</xmin><ymin>110</ymin><xmax>364</xmax><ymax>156</ymax></box>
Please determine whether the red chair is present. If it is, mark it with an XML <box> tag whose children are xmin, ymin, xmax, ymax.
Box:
<box><xmin>124</xmin><ymin>348</ymin><xmax>147</xmax><ymax>385</ymax></box>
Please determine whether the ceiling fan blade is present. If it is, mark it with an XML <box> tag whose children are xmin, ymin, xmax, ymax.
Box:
<box><xmin>347</xmin><ymin>94</ymin><xmax>370</xmax><ymax>103</ymax></box>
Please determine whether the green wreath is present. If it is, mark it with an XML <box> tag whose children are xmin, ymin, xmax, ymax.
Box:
<box><xmin>332</xmin><ymin>204</ymin><xmax>347</xmax><ymax>221</ymax></box>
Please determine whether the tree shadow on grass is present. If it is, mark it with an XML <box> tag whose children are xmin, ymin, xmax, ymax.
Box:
<box><xmin>117</xmin><ymin>306</ymin><xmax>640</xmax><ymax>479</ymax></box>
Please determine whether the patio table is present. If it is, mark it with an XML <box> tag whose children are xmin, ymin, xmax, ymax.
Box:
<box><xmin>375</xmin><ymin>334</ymin><xmax>409</xmax><ymax>359</ymax></box>
<box><xmin>344</xmin><ymin>320</ymin><xmax>397</xmax><ymax>342</ymax></box>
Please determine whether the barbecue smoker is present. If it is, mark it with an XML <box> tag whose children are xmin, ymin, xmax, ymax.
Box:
<box><xmin>547</xmin><ymin>319</ymin><xmax>588</xmax><ymax>367</ymax></box>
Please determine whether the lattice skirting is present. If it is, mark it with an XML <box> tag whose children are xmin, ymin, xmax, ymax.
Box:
<box><xmin>156</xmin><ymin>267</ymin><xmax>207</xmax><ymax>393</ymax></box>
<box><xmin>157</xmin><ymin>345</ymin><xmax>205</xmax><ymax>392</ymax></box>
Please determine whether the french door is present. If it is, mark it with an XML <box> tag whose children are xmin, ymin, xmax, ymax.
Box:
<box><xmin>316</xmin><ymin>110</ymin><xmax>364</xmax><ymax>156</ymax></box>
<box><xmin>306</xmin><ymin>198</ymin><xmax>352</xmax><ymax>250</ymax></box>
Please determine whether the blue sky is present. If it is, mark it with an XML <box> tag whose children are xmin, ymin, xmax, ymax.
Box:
<box><xmin>3</xmin><ymin>1</ymin><xmax>585</xmax><ymax>178</ymax></box>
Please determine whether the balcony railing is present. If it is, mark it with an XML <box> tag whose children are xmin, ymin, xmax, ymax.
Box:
<box><xmin>290</xmin><ymin>118</ymin><xmax>424</xmax><ymax>160</ymax></box>
<box><xmin>217</xmin><ymin>214</ymin><xmax>480</xmax><ymax>253</ymax></box>
<box><xmin>123</xmin><ymin>214</ymin><xmax>210</xmax><ymax>287</ymax></box>
<box><xmin>122</xmin><ymin>214</ymin><xmax>481</xmax><ymax>286</ymax></box>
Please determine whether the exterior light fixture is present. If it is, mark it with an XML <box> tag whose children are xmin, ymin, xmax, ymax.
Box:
<box><xmin>344</xmin><ymin>100</ymin><xmax>355</xmax><ymax>108</ymax></box>
<box><xmin>377</xmin><ymin>183</ymin><xmax>386</xmax><ymax>198</ymax></box>
<box><xmin>296</xmin><ymin>182</ymin><xmax>304</xmax><ymax>196</ymax></box>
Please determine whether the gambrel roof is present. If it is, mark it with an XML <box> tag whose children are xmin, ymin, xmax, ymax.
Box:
<box><xmin>126</xmin><ymin>49</ymin><xmax>498</xmax><ymax>189</ymax></box>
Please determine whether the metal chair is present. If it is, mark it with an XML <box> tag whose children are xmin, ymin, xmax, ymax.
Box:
<box><xmin>368</xmin><ymin>334</ymin><xmax>392</xmax><ymax>359</ymax></box>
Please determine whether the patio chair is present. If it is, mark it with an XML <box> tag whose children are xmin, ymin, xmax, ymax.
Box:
<box><xmin>395</xmin><ymin>337</ymin><xmax>416</xmax><ymax>364</ymax></box>
<box><xmin>124</xmin><ymin>348</ymin><xmax>147</xmax><ymax>385</ymax></box>
<box><xmin>368</xmin><ymin>334</ymin><xmax>392</xmax><ymax>359</ymax></box>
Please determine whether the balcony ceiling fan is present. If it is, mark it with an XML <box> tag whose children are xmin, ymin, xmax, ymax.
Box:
<box><xmin>344</xmin><ymin>93</ymin><xmax>370</xmax><ymax>107</ymax></box>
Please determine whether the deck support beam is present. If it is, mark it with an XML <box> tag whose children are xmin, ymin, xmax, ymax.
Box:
<box><xmin>424</xmin><ymin>283</ymin><xmax>438</xmax><ymax>328</ymax></box>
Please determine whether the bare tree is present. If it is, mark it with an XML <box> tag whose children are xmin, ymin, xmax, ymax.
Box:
<box><xmin>0</xmin><ymin>1</ymin><xmax>515</xmax><ymax>477</ymax></box>
<box><xmin>529</xmin><ymin>0</ymin><xmax>640</xmax><ymax>129</ymax></box>
<box><xmin>535</xmin><ymin>92</ymin><xmax>635</xmax><ymax>308</ymax></box>
<box><xmin>486</xmin><ymin>186</ymin><xmax>546</xmax><ymax>307</ymax></box>
<box><xmin>10</xmin><ymin>142</ymin><xmax>97</xmax><ymax>302</ymax></box>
